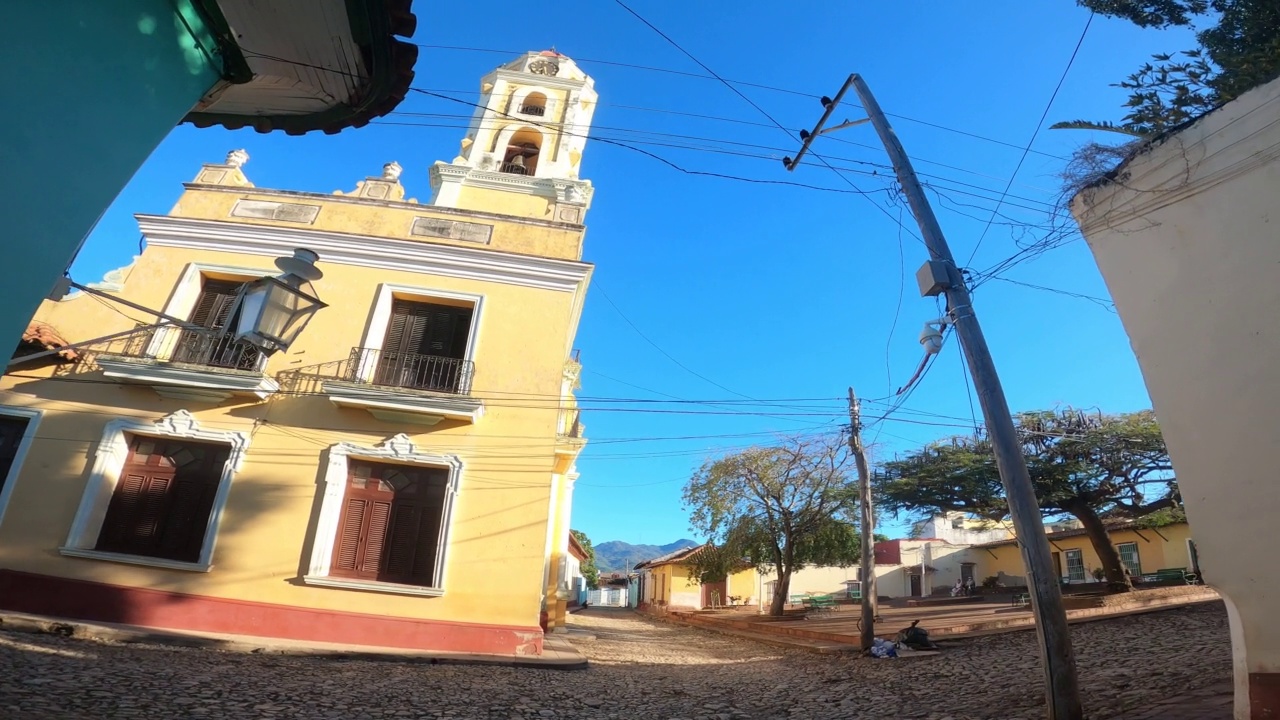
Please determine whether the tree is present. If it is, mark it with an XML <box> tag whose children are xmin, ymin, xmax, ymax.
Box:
<box><xmin>877</xmin><ymin>409</ymin><xmax>1176</xmax><ymax>592</ymax></box>
<box><xmin>683</xmin><ymin>434</ymin><xmax>862</xmax><ymax>616</ymax></box>
<box><xmin>570</xmin><ymin>529</ymin><xmax>600</xmax><ymax>591</ymax></box>
<box><xmin>1054</xmin><ymin>1</ymin><xmax>1280</xmax><ymax>136</ymax></box>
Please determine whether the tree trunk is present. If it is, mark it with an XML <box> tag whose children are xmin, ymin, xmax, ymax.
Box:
<box><xmin>770</xmin><ymin>569</ymin><xmax>791</xmax><ymax>616</ymax></box>
<box><xmin>768</xmin><ymin>540</ymin><xmax>793</xmax><ymax>616</ymax></box>
<box><xmin>1067</xmin><ymin>502</ymin><xmax>1133</xmax><ymax>592</ymax></box>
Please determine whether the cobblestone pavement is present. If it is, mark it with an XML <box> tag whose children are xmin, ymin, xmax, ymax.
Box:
<box><xmin>0</xmin><ymin>603</ymin><xmax>1230</xmax><ymax>719</ymax></box>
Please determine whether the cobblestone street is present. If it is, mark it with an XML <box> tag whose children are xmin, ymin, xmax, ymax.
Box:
<box><xmin>0</xmin><ymin>603</ymin><xmax>1230</xmax><ymax>719</ymax></box>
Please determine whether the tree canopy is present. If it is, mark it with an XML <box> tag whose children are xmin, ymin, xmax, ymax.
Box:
<box><xmin>877</xmin><ymin>409</ymin><xmax>1175</xmax><ymax>590</ymax></box>
<box><xmin>1056</xmin><ymin>0</ymin><xmax>1280</xmax><ymax>136</ymax></box>
<box><xmin>570</xmin><ymin>529</ymin><xmax>600</xmax><ymax>591</ymax></box>
<box><xmin>683</xmin><ymin>434</ymin><xmax>862</xmax><ymax>615</ymax></box>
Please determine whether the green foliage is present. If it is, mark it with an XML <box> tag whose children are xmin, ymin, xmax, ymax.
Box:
<box><xmin>1078</xmin><ymin>0</ymin><xmax>1208</xmax><ymax>29</ymax></box>
<box><xmin>1063</xmin><ymin>1</ymin><xmax>1280</xmax><ymax>137</ymax></box>
<box><xmin>570</xmin><ymin>529</ymin><xmax>601</xmax><ymax>591</ymax></box>
<box><xmin>877</xmin><ymin>409</ymin><xmax>1176</xmax><ymax>591</ymax></box>
<box><xmin>981</xmin><ymin>575</ymin><xmax>1000</xmax><ymax>589</ymax></box>
<box><xmin>1133</xmin><ymin>505</ymin><xmax>1188</xmax><ymax>528</ymax></box>
<box><xmin>682</xmin><ymin>434</ymin><xmax>861</xmax><ymax>615</ymax></box>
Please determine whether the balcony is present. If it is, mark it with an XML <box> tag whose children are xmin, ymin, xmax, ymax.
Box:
<box><xmin>518</xmin><ymin>104</ymin><xmax>546</xmax><ymax>117</ymax></box>
<box><xmin>89</xmin><ymin>326</ymin><xmax>277</xmax><ymax>403</ymax></box>
<box><xmin>281</xmin><ymin>347</ymin><xmax>483</xmax><ymax>426</ymax></box>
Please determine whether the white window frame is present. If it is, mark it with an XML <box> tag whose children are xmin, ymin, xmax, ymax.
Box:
<box><xmin>303</xmin><ymin>433</ymin><xmax>463</xmax><ymax>598</ymax></box>
<box><xmin>0</xmin><ymin>406</ymin><xmax>43</xmax><ymax>528</ymax></box>
<box><xmin>60</xmin><ymin>410</ymin><xmax>250</xmax><ymax>572</ymax></box>
<box><xmin>1064</xmin><ymin>549</ymin><xmax>1086</xmax><ymax>583</ymax></box>
<box><xmin>355</xmin><ymin>284</ymin><xmax>485</xmax><ymax>384</ymax></box>
<box><xmin>146</xmin><ymin>262</ymin><xmax>277</xmax><ymax>359</ymax></box>
<box><xmin>1117</xmin><ymin>541</ymin><xmax>1142</xmax><ymax>575</ymax></box>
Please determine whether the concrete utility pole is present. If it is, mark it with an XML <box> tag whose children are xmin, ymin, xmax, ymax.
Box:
<box><xmin>846</xmin><ymin>387</ymin><xmax>878</xmax><ymax>651</ymax></box>
<box><xmin>788</xmin><ymin>75</ymin><xmax>1082</xmax><ymax>720</ymax></box>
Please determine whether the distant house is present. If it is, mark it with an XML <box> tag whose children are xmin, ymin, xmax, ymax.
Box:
<box><xmin>634</xmin><ymin>544</ymin><xmax>756</xmax><ymax>611</ymax></box>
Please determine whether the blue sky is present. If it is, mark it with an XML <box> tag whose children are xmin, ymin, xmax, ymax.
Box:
<box><xmin>73</xmin><ymin>2</ymin><xmax>1197</xmax><ymax>547</ymax></box>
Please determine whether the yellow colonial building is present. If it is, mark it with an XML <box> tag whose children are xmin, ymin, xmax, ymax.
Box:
<box><xmin>634</xmin><ymin>545</ymin><xmax>759</xmax><ymax>610</ymax></box>
<box><xmin>0</xmin><ymin>50</ymin><xmax>598</xmax><ymax>656</ymax></box>
<box><xmin>974</xmin><ymin>519</ymin><xmax>1198</xmax><ymax>585</ymax></box>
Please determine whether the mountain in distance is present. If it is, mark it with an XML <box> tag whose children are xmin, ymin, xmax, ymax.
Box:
<box><xmin>593</xmin><ymin>538</ymin><xmax>699</xmax><ymax>573</ymax></box>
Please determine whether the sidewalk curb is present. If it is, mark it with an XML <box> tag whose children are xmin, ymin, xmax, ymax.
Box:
<box><xmin>0</xmin><ymin>612</ymin><xmax>589</xmax><ymax>671</ymax></box>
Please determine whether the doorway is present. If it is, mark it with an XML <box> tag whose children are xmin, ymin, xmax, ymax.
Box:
<box><xmin>910</xmin><ymin>574</ymin><xmax>922</xmax><ymax>597</ymax></box>
<box><xmin>702</xmin><ymin>580</ymin><xmax>727</xmax><ymax>609</ymax></box>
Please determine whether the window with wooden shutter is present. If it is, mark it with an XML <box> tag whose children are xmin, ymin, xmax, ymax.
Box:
<box><xmin>190</xmin><ymin>279</ymin><xmax>244</xmax><ymax>329</ymax></box>
<box><xmin>0</xmin><ymin>415</ymin><xmax>30</xmax><ymax>495</ymax></box>
<box><xmin>178</xmin><ymin>277</ymin><xmax>263</xmax><ymax>370</ymax></box>
<box><xmin>376</xmin><ymin>300</ymin><xmax>473</xmax><ymax>392</ymax></box>
<box><xmin>330</xmin><ymin>460</ymin><xmax>450</xmax><ymax>587</ymax></box>
<box><xmin>95</xmin><ymin>437</ymin><xmax>229</xmax><ymax>563</ymax></box>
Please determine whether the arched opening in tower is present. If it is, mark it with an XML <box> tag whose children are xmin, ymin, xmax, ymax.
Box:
<box><xmin>502</xmin><ymin>128</ymin><xmax>542</xmax><ymax>176</ymax></box>
<box><xmin>519</xmin><ymin>92</ymin><xmax>547</xmax><ymax>117</ymax></box>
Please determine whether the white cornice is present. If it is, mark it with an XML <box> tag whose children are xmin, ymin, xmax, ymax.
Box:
<box><xmin>136</xmin><ymin>215</ymin><xmax>592</xmax><ymax>293</ymax></box>
<box><xmin>429</xmin><ymin>164</ymin><xmax>593</xmax><ymax>203</ymax></box>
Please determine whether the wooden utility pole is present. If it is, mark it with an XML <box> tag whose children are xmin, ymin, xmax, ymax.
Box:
<box><xmin>846</xmin><ymin>387</ymin><xmax>877</xmax><ymax>650</ymax></box>
<box><xmin>789</xmin><ymin>76</ymin><xmax>1082</xmax><ymax>719</ymax></box>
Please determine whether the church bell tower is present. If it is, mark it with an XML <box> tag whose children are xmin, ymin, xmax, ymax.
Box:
<box><xmin>428</xmin><ymin>50</ymin><xmax>597</xmax><ymax>224</ymax></box>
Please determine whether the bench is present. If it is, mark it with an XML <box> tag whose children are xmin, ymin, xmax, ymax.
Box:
<box><xmin>1012</xmin><ymin>592</ymin><xmax>1031</xmax><ymax>608</ymax></box>
<box><xmin>803</xmin><ymin>594</ymin><xmax>838</xmax><ymax>616</ymax></box>
<box><xmin>789</xmin><ymin>594</ymin><xmax>810</xmax><ymax>606</ymax></box>
<box><xmin>1141</xmin><ymin>567</ymin><xmax>1199</xmax><ymax>585</ymax></box>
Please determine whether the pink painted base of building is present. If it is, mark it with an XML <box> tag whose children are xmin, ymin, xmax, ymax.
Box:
<box><xmin>0</xmin><ymin>570</ymin><xmax>544</xmax><ymax>656</ymax></box>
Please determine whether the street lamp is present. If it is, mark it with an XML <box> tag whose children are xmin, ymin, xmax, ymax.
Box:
<box><xmin>231</xmin><ymin>248</ymin><xmax>326</xmax><ymax>354</ymax></box>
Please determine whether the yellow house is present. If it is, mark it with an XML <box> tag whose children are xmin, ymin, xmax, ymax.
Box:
<box><xmin>0</xmin><ymin>50</ymin><xmax>600</xmax><ymax>656</ymax></box>
<box><xmin>974</xmin><ymin>519</ymin><xmax>1198</xmax><ymax>586</ymax></box>
<box><xmin>635</xmin><ymin>545</ymin><xmax>759</xmax><ymax>610</ymax></box>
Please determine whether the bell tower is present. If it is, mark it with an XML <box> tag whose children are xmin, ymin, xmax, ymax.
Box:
<box><xmin>428</xmin><ymin>50</ymin><xmax>597</xmax><ymax>224</ymax></box>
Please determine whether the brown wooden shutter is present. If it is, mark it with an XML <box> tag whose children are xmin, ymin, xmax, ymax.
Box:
<box><xmin>96</xmin><ymin>438</ymin><xmax>226</xmax><ymax>563</ymax></box>
<box><xmin>362</xmin><ymin>500</ymin><xmax>392</xmax><ymax>575</ymax></box>
<box><xmin>0</xmin><ymin>415</ymin><xmax>29</xmax><ymax>495</ymax></box>
<box><xmin>385</xmin><ymin>300</ymin><xmax>430</xmax><ymax>356</ymax></box>
<box><xmin>329</xmin><ymin>461</ymin><xmax>448</xmax><ymax>587</ymax></box>
<box><xmin>190</xmin><ymin>280</ymin><xmax>243</xmax><ymax>329</ymax></box>
<box><xmin>333</xmin><ymin>498</ymin><xmax>366</xmax><ymax>573</ymax></box>
<box><xmin>383</xmin><ymin>300</ymin><xmax>471</xmax><ymax>359</ymax></box>
<box><xmin>96</xmin><ymin>472</ymin><xmax>151</xmax><ymax>553</ymax></box>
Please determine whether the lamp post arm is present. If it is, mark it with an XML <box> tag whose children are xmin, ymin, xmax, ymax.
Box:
<box><xmin>66</xmin><ymin>282</ymin><xmax>196</xmax><ymax>328</ymax></box>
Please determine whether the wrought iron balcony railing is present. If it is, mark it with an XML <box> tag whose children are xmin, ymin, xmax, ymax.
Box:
<box><xmin>281</xmin><ymin>347</ymin><xmax>474</xmax><ymax>396</ymax></box>
<box><xmin>94</xmin><ymin>325</ymin><xmax>267</xmax><ymax>373</ymax></box>
<box><xmin>518</xmin><ymin>104</ymin><xmax>546</xmax><ymax>116</ymax></box>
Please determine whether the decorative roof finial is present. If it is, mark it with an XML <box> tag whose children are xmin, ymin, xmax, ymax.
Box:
<box><xmin>382</xmin><ymin>161</ymin><xmax>403</xmax><ymax>181</ymax></box>
<box><xmin>226</xmin><ymin>149</ymin><xmax>249</xmax><ymax>168</ymax></box>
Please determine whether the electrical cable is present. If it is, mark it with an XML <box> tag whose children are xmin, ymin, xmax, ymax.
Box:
<box><xmin>413</xmin><ymin>44</ymin><xmax>1070</xmax><ymax>161</ymax></box>
<box><xmin>964</xmin><ymin>12</ymin><xmax>1093</xmax><ymax>267</ymax></box>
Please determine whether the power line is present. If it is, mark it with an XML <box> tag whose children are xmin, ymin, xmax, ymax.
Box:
<box><xmin>611</xmin><ymin>0</ymin><xmax>928</xmax><ymax>246</ymax></box>
<box><xmin>414</xmin><ymin>43</ymin><xmax>1069</xmax><ymax>161</ymax></box>
<box><xmin>964</xmin><ymin>12</ymin><xmax>1093</xmax><ymax>267</ymax></box>
<box><xmin>982</xmin><ymin>276</ymin><xmax>1116</xmax><ymax>311</ymax></box>
<box><xmin>593</xmin><ymin>283</ymin><xmax>752</xmax><ymax>401</ymax></box>
<box><xmin>383</xmin><ymin>111</ymin><xmax>1065</xmax><ymax>207</ymax></box>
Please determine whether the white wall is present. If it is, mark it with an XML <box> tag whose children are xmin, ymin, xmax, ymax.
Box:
<box><xmin>1072</xmin><ymin>75</ymin><xmax>1280</xmax><ymax>720</ymax></box>
<box><xmin>757</xmin><ymin>565</ymin><xmax>860</xmax><ymax>606</ymax></box>
<box><xmin>915</xmin><ymin>513</ymin><xmax>1014</xmax><ymax>545</ymax></box>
